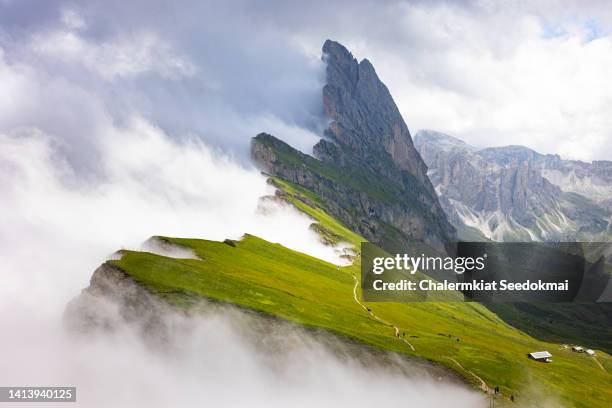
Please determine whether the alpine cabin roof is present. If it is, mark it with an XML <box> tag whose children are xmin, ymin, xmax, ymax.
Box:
<box><xmin>529</xmin><ymin>351</ymin><xmax>552</xmax><ymax>359</ymax></box>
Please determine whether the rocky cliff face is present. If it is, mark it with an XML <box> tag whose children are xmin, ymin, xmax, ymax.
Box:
<box><xmin>64</xmin><ymin>261</ymin><xmax>172</xmax><ymax>341</ymax></box>
<box><xmin>252</xmin><ymin>41</ymin><xmax>455</xmax><ymax>253</ymax></box>
<box><xmin>414</xmin><ymin>130</ymin><xmax>612</xmax><ymax>241</ymax></box>
<box><xmin>538</xmin><ymin>156</ymin><xmax>612</xmax><ymax>211</ymax></box>
<box><xmin>317</xmin><ymin>40</ymin><xmax>428</xmax><ymax>183</ymax></box>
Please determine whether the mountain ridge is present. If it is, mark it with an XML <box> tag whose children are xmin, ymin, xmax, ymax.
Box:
<box><xmin>252</xmin><ymin>40</ymin><xmax>455</xmax><ymax>253</ymax></box>
<box><xmin>66</xmin><ymin>41</ymin><xmax>612</xmax><ymax>408</ymax></box>
<box><xmin>414</xmin><ymin>130</ymin><xmax>612</xmax><ymax>241</ymax></box>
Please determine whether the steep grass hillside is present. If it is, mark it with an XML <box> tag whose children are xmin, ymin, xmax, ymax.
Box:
<box><xmin>106</xmin><ymin>179</ymin><xmax>612</xmax><ymax>408</ymax></box>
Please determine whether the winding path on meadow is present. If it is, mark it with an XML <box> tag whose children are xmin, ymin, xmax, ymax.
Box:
<box><xmin>593</xmin><ymin>357</ymin><xmax>607</xmax><ymax>373</ymax></box>
<box><xmin>351</xmin><ymin>273</ymin><xmax>496</xmax><ymax>395</ymax></box>
<box><xmin>351</xmin><ymin>274</ymin><xmax>415</xmax><ymax>351</ymax></box>
<box><xmin>449</xmin><ymin>358</ymin><xmax>492</xmax><ymax>394</ymax></box>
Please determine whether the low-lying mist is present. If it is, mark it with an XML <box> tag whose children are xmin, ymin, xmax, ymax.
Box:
<box><xmin>0</xmin><ymin>118</ymin><xmax>347</xmax><ymax>309</ymax></box>
<box><xmin>5</xmin><ymin>288</ymin><xmax>484</xmax><ymax>408</ymax></box>
<box><xmin>0</xmin><ymin>118</ymin><xmax>486</xmax><ymax>407</ymax></box>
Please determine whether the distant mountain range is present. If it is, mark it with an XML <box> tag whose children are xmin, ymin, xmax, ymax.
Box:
<box><xmin>414</xmin><ymin>130</ymin><xmax>612</xmax><ymax>242</ymax></box>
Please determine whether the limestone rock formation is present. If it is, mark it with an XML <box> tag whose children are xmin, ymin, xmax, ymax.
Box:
<box><xmin>252</xmin><ymin>40</ymin><xmax>455</xmax><ymax>253</ymax></box>
<box><xmin>414</xmin><ymin>130</ymin><xmax>612</xmax><ymax>241</ymax></box>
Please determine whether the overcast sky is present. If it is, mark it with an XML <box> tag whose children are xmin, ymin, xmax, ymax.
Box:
<box><xmin>1</xmin><ymin>0</ymin><xmax>612</xmax><ymax>165</ymax></box>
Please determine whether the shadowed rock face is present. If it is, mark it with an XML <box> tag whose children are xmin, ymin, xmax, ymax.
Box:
<box><xmin>414</xmin><ymin>130</ymin><xmax>612</xmax><ymax>241</ymax></box>
<box><xmin>64</xmin><ymin>262</ymin><xmax>171</xmax><ymax>339</ymax></box>
<box><xmin>318</xmin><ymin>40</ymin><xmax>428</xmax><ymax>182</ymax></box>
<box><xmin>252</xmin><ymin>40</ymin><xmax>455</xmax><ymax>253</ymax></box>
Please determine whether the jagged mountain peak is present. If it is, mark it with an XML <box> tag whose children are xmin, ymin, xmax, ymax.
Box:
<box><xmin>319</xmin><ymin>40</ymin><xmax>429</xmax><ymax>184</ymax></box>
<box><xmin>322</xmin><ymin>40</ymin><xmax>377</xmax><ymax>73</ymax></box>
<box><xmin>322</xmin><ymin>39</ymin><xmax>354</xmax><ymax>62</ymax></box>
<box><xmin>252</xmin><ymin>41</ymin><xmax>456</xmax><ymax>253</ymax></box>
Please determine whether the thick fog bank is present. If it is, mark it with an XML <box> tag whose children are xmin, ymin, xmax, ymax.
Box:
<box><xmin>12</xmin><ymin>291</ymin><xmax>485</xmax><ymax>408</ymax></box>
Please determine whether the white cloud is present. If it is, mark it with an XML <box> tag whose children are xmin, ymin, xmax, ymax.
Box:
<box><xmin>322</xmin><ymin>1</ymin><xmax>612</xmax><ymax>161</ymax></box>
<box><xmin>0</xmin><ymin>37</ymin><xmax>345</xmax><ymax>310</ymax></box>
<box><xmin>0</xmin><ymin>297</ymin><xmax>484</xmax><ymax>408</ymax></box>
<box><xmin>32</xmin><ymin>29</ymin><xmax>196</xmax><ymax>79</ymax></box>
<box><xmin>0</xmin><ymin>120</ymin><xmax>350</xmax><ymax>308</ymax></box>
<box><xmin>61</xmin><ymin>8</ymin><xmax>86</xmax><ymax>30</ymax></box>
<box><xmin>3</xmin><ymin>1</ymin><xmax>612</xmax><ymax>161</ymax></box>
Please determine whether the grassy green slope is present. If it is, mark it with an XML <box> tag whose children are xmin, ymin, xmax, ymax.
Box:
<box><xmin>109</xmin><ymin>179</ymin><xmax>611</xmax><ymax>408</ymax></box>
